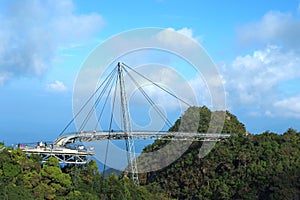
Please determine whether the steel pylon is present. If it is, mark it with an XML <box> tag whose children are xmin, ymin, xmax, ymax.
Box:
<box><xmin>117</xmin><ymin>62</ymin><xmax>139</xmax><ymax>184</ymax></box>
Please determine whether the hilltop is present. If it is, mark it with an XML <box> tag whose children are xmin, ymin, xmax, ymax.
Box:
<box><xmin>138</xmin><ymin>106</ymin><xmax>300</xmax><ymax>199</ymax></box>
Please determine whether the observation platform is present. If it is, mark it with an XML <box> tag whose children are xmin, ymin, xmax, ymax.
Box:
<box><xmin>21</xmin><ymin>145</ymin><xmax>94</xmax><ymax>164</ymax></box>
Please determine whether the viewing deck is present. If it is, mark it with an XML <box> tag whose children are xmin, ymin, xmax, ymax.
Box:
<box><xmin>22</xmin><ymin>145</ymin><xmax>94</xmax><ymax>164</ymax></box>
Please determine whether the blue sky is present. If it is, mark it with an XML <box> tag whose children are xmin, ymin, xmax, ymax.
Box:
<box><xmin>1</xmin><ymin>0</ymin><xmax>300</xmax><ymax>145</ymax></box>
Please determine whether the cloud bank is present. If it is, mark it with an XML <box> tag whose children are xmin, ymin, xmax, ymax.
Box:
<box><xmin>225</xmin><ymin>7</ymin><xmax>300</xmax><ymax>119</ymax></box>
<box><xmin>224</xmin><ymin>45</ymin><xmax>300</xmax><ymax>114</ymax></box>
<box><xmin>0</xmin><ymin>0</ymin><xmax>104</xmax><ymax>85</ymax></box>
<box><xmin>238</xmin><ymin>10</ymin><xmax>300</xmax><ymax>49</ymax></box>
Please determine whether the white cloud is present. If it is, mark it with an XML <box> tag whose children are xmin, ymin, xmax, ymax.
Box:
<box><xmin>228</xmin><ymin>5</ymin><xmax>300</xmax><ymax>119</ymax></box>
<box><xmin>237</xmin><ymin>10</ymin><xmax>300</xmax><ymax>48</ymax></box>
<box><xmin>224</xmin><ymin>45</ymin><xmax>300</xmax><ymax>117</ymax></box>
<box><xmin>188</xmin><ymin>75</ymin><xmax>212</xmax><ymax>107</ymax></box>
<box><xmin>179</xmin><ymin>27</ymin><xmax>204</xmax><ymax>43</ymax></box>
<box><xmin>177</xmin><ymin>27</ymin><xmax>193</xmax><ymax>38</ymax></box>
<box><xmin>0</xmin><ymin>72</ymin><xmax>12</xmax><ymax>86</ymax></box>
<box><xmin>152</xmin><ymin>27</ymin><xmax>207</xmax><ymax>67</ymax></box>
<box><xmin>47</xmin><ymin>80</ymin><xmax>67</xmax><ymax>92</ymax></box>
<box><xmin>274</xmin><ymin>95</ymin><xmax>300</xmax><ymax>118</ymax></box>
<box><xmin>157</xmin><ymin>27</ymin><xmax>203</xmax><ymax>45</ymax></box>
<box><xmin>0</xmin><ymin>0</ymin><xmax>104</xmax><ymax>84</ymax></box>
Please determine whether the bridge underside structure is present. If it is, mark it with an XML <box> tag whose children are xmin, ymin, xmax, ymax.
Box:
<box><xmin>22</xmin><ymin>146</ymin><xmax>94</xmax><ymax>165</ymax></box>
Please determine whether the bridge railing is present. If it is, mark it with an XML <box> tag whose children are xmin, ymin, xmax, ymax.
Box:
<box><xmin>54</xmin><ymin>131</ymin><xmax>231</xmax><ymax>146</ymax></box>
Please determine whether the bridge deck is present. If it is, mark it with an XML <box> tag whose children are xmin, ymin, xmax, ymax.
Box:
<box><xmin>55</xmin><ymin>131</ymin><xmax>231</xmax><ymax>146</ymax></box>
<box><xmin>20</xmin><ymin>132</ymin><xmax>230</xmax><ymax>165</ymax></box>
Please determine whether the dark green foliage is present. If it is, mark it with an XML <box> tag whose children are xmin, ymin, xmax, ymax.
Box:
<box><xmin>169</xmin><ymin>106</ymin><xmax>246</xmax><ymax>134</ymax></box>
<box><xmin>140</xmin><ymin>107</ymin><xmax>300</xmax><ymax>199</ymax></box>
<box><xmin>0</xmin><ymin>149</ymin><xmax>162</xmax><ymax>199</ymax></box>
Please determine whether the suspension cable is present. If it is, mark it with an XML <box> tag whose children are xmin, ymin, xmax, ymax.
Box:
<box><xmin>102</xmin><ymin>73</ymin><xmax>119</xmax><ymax>181</ymax></box>
<box><xmin>123</xmin><ymin>63</ymin><xmax>192</xmax><ymax>107</ymax></box>
<box><xmin>59</xmin><ymin>66</ymin><xmax>118</xmax><ymax>136</ymax></box>
<box><xmin>123</xmin><ymin>67</ymin><xmax>173</xmax><ymax>128</ymax></box>
<box><xmin>93</xmin><ymin>72</ymin><xmax>117</xmax><ymax>130</ymax></box>
<box><xmin>78</xmin><ymin>68</ymin><xmax>118</xmax><ymax>132</ymax></box>
<box><xmin>100</xmin><ymin>72</ymin><xmax>119</xmax><ymax>199</ymax></box>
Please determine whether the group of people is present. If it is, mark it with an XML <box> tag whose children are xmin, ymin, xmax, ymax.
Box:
<box><xmin>36</xmin><ymin>141</ymin><xmax>53</xmax><ymax>149</ymax></box>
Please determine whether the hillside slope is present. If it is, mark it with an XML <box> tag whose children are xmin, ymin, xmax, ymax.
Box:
<box><xmin>139</xmin><ymin>106</ymin><xmax>300</xmax><ymax>199</ymax></box>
